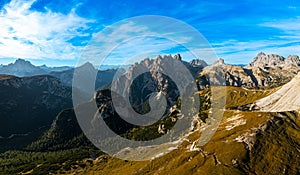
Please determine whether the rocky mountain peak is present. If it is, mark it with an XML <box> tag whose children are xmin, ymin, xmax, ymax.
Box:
<box><xmin>248</xmin><ymin>52</ymin><xmax>285</xmax><ymax>68</ymax></box>
<box><xmin>14</xmin><ymin>58</ymin><xmax>31</xmax><ymax>65</ymax></box>
<box><xmin>79</xmin><ymin>62</ymin><xmax>95</xmax><ymax>70</ymax></box>
<box><xmin>173</xmin><ymin>53</ymin><xmax>182</xmax><ymax>61</ymax></box>
<box><xmin>213</xmin><ymin>58</ymin><xmax>225</xmax><ymax>66</ymax></box>
<box><xmin>0</xmin><ymin>59</ymin><xmax>46</xmax><ymax>77</ymax></box>
<box><xmin>11</xmin><ymin>58</ymin><xmax>36</xmax><ymax>69</ymax></box>
<box><xmin>285</xmin><ymin>55</ymin><xmax>300</xmax><ymax>66</ymax></box>
<box><xmin>189</xmin><ymin>59</ymin><xmax>208</xmax><ymax>68</ymax></box>
<box><xmin>257</xmin><ymin>51</ymin><xmax>266</xmax><ymax>57</ymax></box>
<box><xmin>247</xmin><ymin>52</ymin><xmax>300</xmax><ymax>69</ymax></box>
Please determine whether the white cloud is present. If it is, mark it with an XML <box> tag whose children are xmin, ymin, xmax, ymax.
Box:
<box><xmin>260</xmin><ymin>17</ymin><xmax>300</xmax><ymax>39</ymax></box>
<box><xmin>261</xmin><ymin>16</ymin><xmax>300</xmax><ymax>35</ymax></box>
<box><xmin>0</xmin><ymin>0</ymin><xmax>93</xmax><ymax>61</ymax></box>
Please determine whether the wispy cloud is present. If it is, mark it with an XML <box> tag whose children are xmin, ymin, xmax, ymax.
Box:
<box><xmin>260</xmin><ymin>17</ymin><xmax>300</xmax><ymax>39</ymax></box>
<box><xmin>208</xmin><ymin>15</ymin><xmax>300</xmax><ymax>64</ymax></box>
<box><xmin>80</xmin><ymin>17</ymin><xmax>211</xmax><ymax>66</ymax></box>
<box><xmin>0</xmin><ymin>0</ymin><xmax>93</xmax><ymax>63</ymax></box>
<box><xmin>0</xmin><ymin>0</ymin><xmax>299</xmax><ymax>66</ymax></box>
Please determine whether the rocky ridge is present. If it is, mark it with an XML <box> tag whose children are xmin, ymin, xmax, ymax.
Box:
<box><xmin>199</xmin><ymin>52</ymin><xmax>300</xmax><ymax>88</ymax></box>
<box><xmin>246</xmin><ymin>52</ymin><xmax>300</xmax><ymax>68</ymax></box>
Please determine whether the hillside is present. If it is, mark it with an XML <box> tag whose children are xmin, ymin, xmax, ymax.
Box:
<box><xmin>0</xmin><ymin>74</ymin><xmax>72</xmax><ymax>152</ymax></box>
<box><xmin>69</xmin><ymin>110</ymin><xmax>299</xmax><ymax>175</ymax></box>
<box><xmin>2</xmin><ymin>87</ymin><xmax>298</xmax><ymax>174</ymax></box>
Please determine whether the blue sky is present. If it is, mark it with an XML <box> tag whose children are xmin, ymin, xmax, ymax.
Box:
<box><xmin>0</xmin><ymin>0</ymin><xmax>299</xmax><ymax>66</ymax></box>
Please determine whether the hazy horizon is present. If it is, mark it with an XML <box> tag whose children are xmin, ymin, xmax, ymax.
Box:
<box><xmin>0</xmin><ymin>51</ymin><xmax>299</xmax><ymax>67</ymax></box>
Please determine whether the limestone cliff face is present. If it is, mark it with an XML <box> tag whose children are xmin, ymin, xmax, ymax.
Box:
<box><xmin>285</xmin><ymin>55</ymin><xmax>300</xmax><ymax>67</ymax></box>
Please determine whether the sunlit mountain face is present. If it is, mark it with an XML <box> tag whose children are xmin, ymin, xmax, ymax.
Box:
<box><xmin>0</xmin><ymin>0</ymin><xmax>300</xmax><ymax>174</ymax></box>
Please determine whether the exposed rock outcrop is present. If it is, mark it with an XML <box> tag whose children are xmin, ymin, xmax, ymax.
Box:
<box><xmin>255</xmin><ymin>72</ymin><xmax>300</xmax><ymax>112</ymax></box>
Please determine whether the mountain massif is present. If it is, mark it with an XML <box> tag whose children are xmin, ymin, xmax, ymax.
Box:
<box><xmin>200</xmin><ymin>52</ymin><xmax>300</xmax><ymax>88</ymax></box>
<box><xmin>0</xmin><ymin>59</ymin><xmax>71</xmax><ymax>77</ymax></box>
<box><xmin>0</xmin><ymin>52</ymin><xmax>299</xmax><ymax>175</ymax></box>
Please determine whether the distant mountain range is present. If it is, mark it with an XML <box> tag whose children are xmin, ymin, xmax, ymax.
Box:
<box><xmin>0</xmin><ymin>59</ymin><xmax>123</xmax><ymax>92</ymax></box>
<box><xmin>0</xmin><ymin>59</ymin><xmax>124</xmax><ymax>152</ymax></box>
<box><xmin>0</xmin><ymin>59</ymin><xmax>72</xmax><ymax>77</ymax></box>
<box><xmin>49</xmin><ymin>62</ymin><xmax>121</xmax><ymax>91</ymax></box>
<box><xmin>0</xmin><ymin>59</ymin><xmax>127</xmax><ymax>77</ymax></box>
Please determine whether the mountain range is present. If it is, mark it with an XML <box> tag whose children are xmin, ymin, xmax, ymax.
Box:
<box><xmin>199</xmin><ymin>52</ymin><xmax>300</xmax><ymax>88</ymax></box>
<box><xmin>0</xmin><ymin>52</ymin><xmax>299</xmax><ymax>174</ymax></box>
<box><xmin>0</xmin><ymin>59</ymin><xmax>121</xmax><ymax>92</ymax></box>
<box><xmin>2</xmin><ymin>52</ymin><xmax>299</xmax><ymax>89</ymax></box>
<box><xmin>0</xmin><ymin>59</ymin><xmax>71</xmax><ymax>77</ymax></box>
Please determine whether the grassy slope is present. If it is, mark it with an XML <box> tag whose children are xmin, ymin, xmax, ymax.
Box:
<box><xmin>0</xmin><ymin>86</ymin><xmax>299</xmax><ymax>175</ymax></box>
<box><xmin>224</xmin><ymin>86</ymin><xmax>278</xmax><ymax>108</ymax></box>
<box><xmin>61</xmin><ymin>87</ymin><xmax>299</xmax><ymax>175</ymax></box>
<box><xmin>64</xmin><ymin>110</ymin><xmax>299</xmax><ymax>175</ymax></box>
